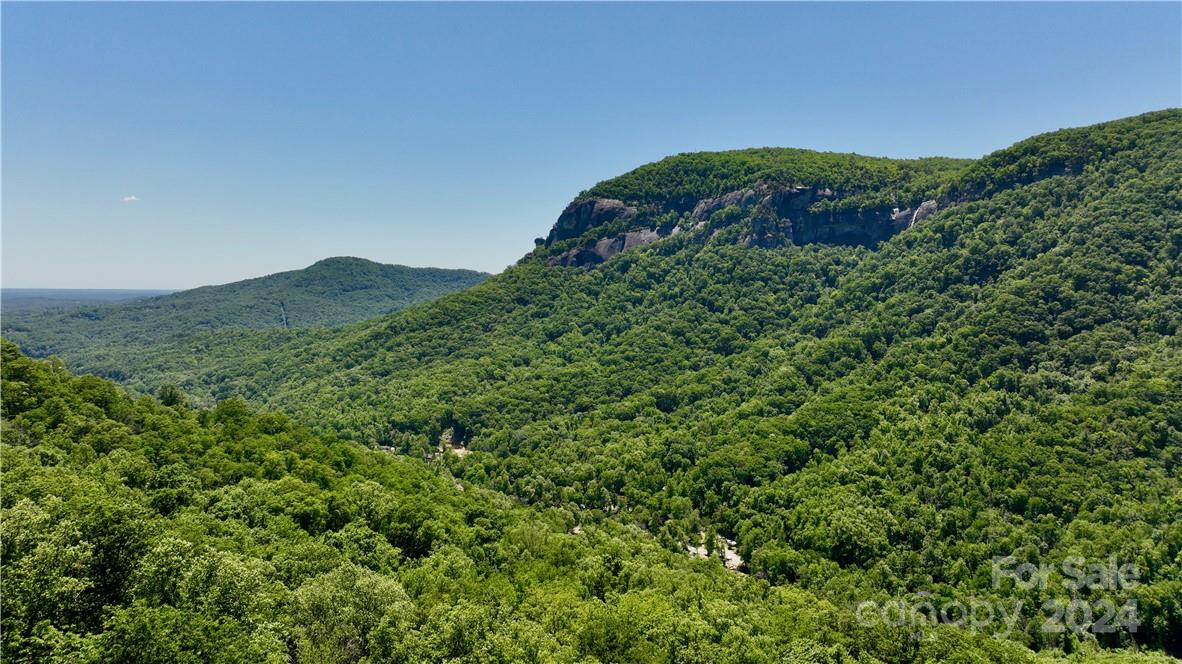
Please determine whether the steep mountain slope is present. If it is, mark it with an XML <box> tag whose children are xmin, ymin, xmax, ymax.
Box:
<box><xmin>11</xmin><ymin>344</ymin><xmax>1174</xmax><ymax>663</ymax></box>
<box><xmin>7</xmin><ymin>110</ymin><xmax>1180</xmax><ymax>656</ymax></box>
<box><xmin>532</xmin><ymin>151</ymin><xmax>970</xmax><ymax>265</ymax></box>
<box><xmin>1</xmin><ymin>257</ymin><xmax>488</xmax><ymax>374</ymax></box>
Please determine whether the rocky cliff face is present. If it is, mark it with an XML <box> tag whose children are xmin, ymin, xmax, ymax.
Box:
<box><xmin>544</xmin><ymin>198</ymin><xmax>638</xmax><ymax>247</ymax></box>
<box><xmin>542</xmin><ymin>184</ymin><xmax>938</xmax><ymax>267</ymax></box>
<box><xmin>547</xmin><ymin>228</ymin><xmax>664</xmax><ymax>267</ymax></box>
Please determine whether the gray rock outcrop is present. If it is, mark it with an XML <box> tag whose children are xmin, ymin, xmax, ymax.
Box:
<box><xmin>909</xmin><ymin>200</ymin><xmax>939</xmax><ymax>227</ymax></box>
<box><xmin>545</xmin><ymin>197</ymin><xmax>637</xmax><ymax>247</ymax></box>
<box><xmin>540</xmin><ymin>185</ymin><xmax>940</xmax><ymax>267</ymax></box>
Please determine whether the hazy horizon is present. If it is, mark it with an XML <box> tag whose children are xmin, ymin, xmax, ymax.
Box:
<box><xmin>0</xmin><ymin>257</ymin><xmax>491</xmax><ymax>291</ymax></box>
<box><xmin>3</xmin><ymin>2</ymin><xmax>1179</xmax><ymax>288</ymax></box>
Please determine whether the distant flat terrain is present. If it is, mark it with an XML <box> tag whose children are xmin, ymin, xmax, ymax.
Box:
<box><xmin>2</xmin><ymin>288</ymin><xmax>174</xmax><ymax>315</ymax></box>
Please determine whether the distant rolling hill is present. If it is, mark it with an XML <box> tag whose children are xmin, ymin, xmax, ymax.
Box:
<box><xmin>1</xmin><ymin>256</ymin><xmax>488</xmax><ymax>364</ymax></box>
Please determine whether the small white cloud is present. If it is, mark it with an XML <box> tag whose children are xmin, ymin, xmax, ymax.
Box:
<box><xmin>122</xmin><ymin>195</ymin><xmax>140</xmax><ymax>203</ymax></box>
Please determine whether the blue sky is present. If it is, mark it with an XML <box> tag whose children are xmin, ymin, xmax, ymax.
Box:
<box><xmin>3</xmin><ymin>2</ymin><xmax>1179</xmax><ymax>288</ymax></box>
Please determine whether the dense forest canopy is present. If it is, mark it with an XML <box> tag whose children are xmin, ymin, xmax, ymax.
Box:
<box><xmin>582</xmin><ymin>149</ymin><xmax>968</xmax><ymax>212</ymax></box>
<box><xmin>3</xmin><ymin>110</ymin><xmax>1181</xmax><ymax>661</ymax></box>
<box><xmin>2</xmin><ymin>343</ymin><xmax>1176</xmax><ymax>663</ymax></box>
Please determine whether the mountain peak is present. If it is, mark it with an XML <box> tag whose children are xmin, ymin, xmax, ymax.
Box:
<box><xmin>308</xmin><ymin>256</ymin><xmax>382</xmax><ymax>268</ymax></box>
<box><xmin>530</xmin><ymin>109</ymin><xmax>1182</xmax><ymax>268</ymax></box>
<box><xmin>529</xmin><ymin>148</ymin><xmax>969</xmax><ymax>267</ymax></box>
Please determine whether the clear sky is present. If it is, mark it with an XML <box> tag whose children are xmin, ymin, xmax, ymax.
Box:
<box><xmin>3</xmin><ymin>2</ymin><xmax>1179</xmax><ymax>288</ymax></box>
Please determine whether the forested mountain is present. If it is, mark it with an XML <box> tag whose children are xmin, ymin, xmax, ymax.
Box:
<box><xmin>3</xmin><ymin>110</ymin><xmax>1180</xmax><ymax>661</ymax></box>
<box><xmin>1</xmin><ymin>257</ymin><xmax>488</xmax><ymax>370</ymax></box>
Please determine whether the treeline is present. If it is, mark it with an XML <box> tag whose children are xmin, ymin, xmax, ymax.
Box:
<box><xmin>582</xmin><ymin>148</ymin><xmax>969</xmax><ymax>212</ymax></box>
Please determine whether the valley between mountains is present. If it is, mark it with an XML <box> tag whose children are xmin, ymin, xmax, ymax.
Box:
<box><xmin>3</xmin><ymin>110</ymin><xmax>1180</xmax><ymax>662</ymax></box>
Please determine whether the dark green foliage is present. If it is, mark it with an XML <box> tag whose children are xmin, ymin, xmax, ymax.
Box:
<box><xmin>3</xmin><ymin>343</ymin><xmax>1066</xmax><ymax>663</ymax></box>
<box><xmin>4</xmin><ymin>110</ymin><xmax>1181</xmax><ymax>661</ymax></box>
<box><xmin>582</xmin><ymin>148</ymin><xmax>968</xmax><ymax>212</ymax></box>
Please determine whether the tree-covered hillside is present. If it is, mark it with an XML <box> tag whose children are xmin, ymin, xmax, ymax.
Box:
<box><xmin>4</xmin><ymin>110</ymin><xmax>1180</xmax><ymax>660</ymax></box>
<box><xmin>1</xmin><ymin>257</ymin><xmax>488</xmax><ymax>374</ymax></box>
<box><xmin>3</xmin><ymin>342</ymin><xmax>1106</xmax><ymax>664</ymax></box>
<box><xmin>6</xmin><ymin>344</ymin><xmax>1181</xmax><ymax>663</ymax></box>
